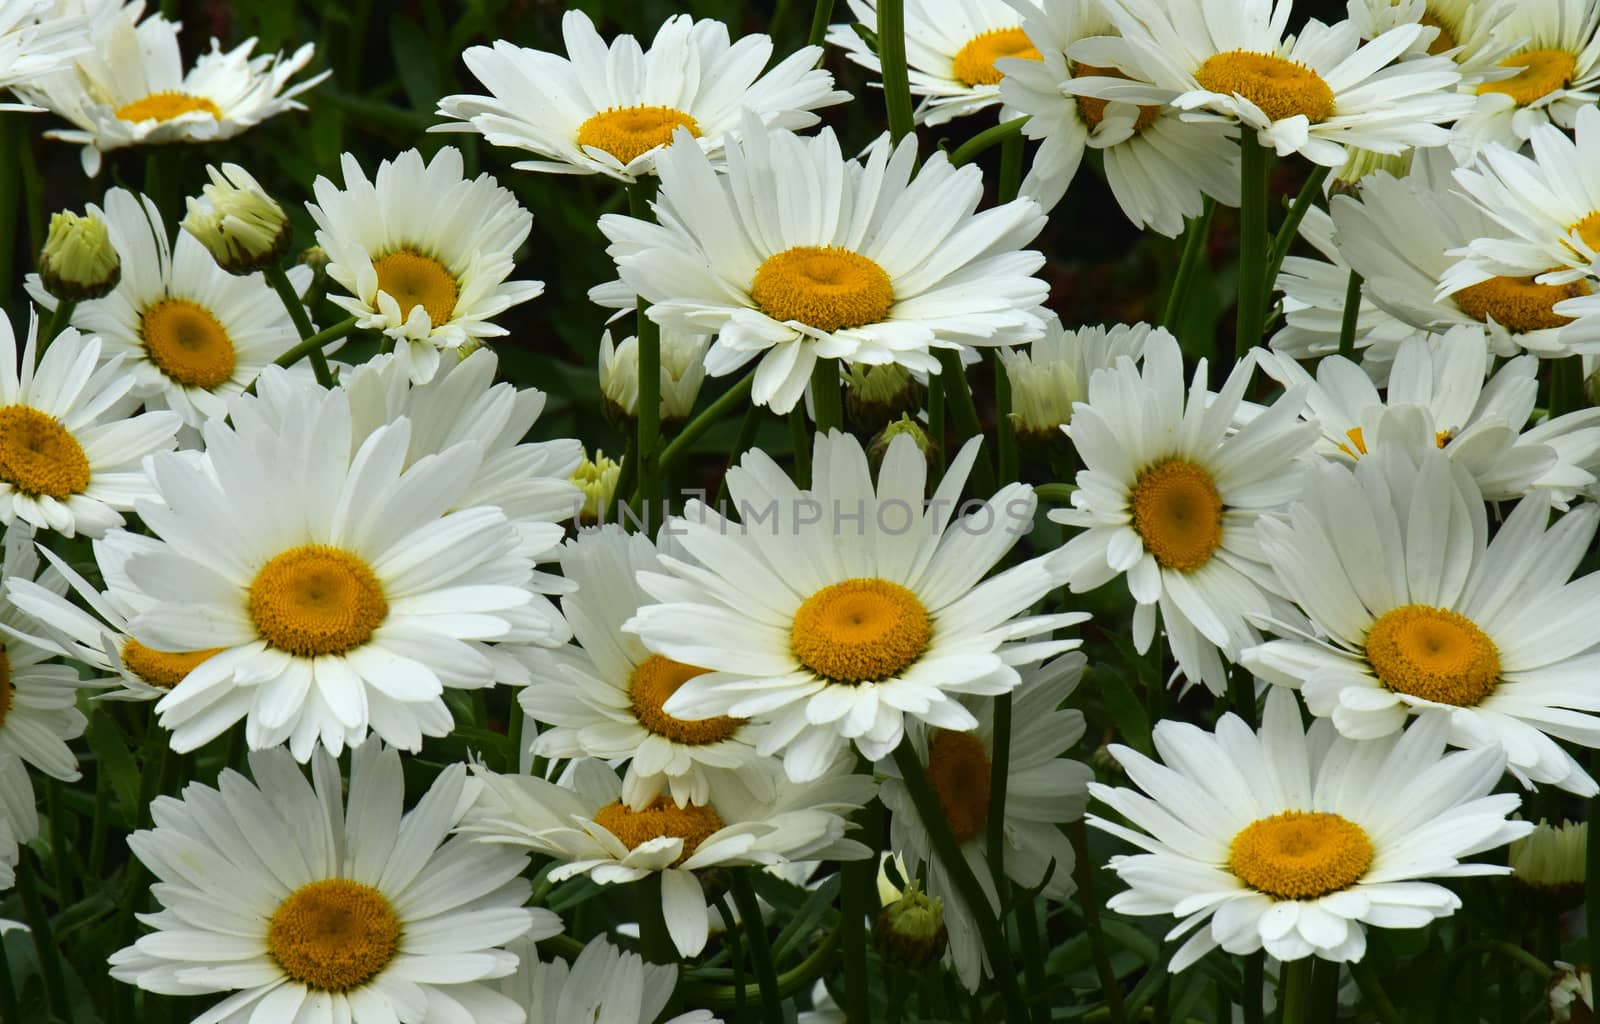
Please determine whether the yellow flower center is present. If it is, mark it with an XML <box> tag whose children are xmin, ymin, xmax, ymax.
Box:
<box><xmin>120</xmin><ymin>639</ymin><xmax>223</xmax><ymax>690</ymax></box>
<box><xmin>576</xmin><ymin>105</ymin><xmax>702</xmax><ymax>164</ymax></box>
<box><xmin>1565</xmin><ymin>211</ymin><xmax>1600</xmax><ymax>258</ymax></box>
<box><xmin>628</xmin><ymin>654</ymin><xmax>743</xmax><ymax>745</ymax></box>
<box><xmin>751</xmin><ymin>246</ymin><xmax>895</xmax><ymax>333</ymax></box>
<box><xmin>1420</xmin><ymin>11</ymin><xmax>1458</xmax><ymax>55</ymax></box>
<box><xmin>1229</xmin><ymin>811</ymin><xmax>1374</xmax><ymax>900</ymax></box>
<box><xmin>140</xmin><ymin>298</ymin><xmax>237</xmax><ymax>390</ymax></box>
<box><xmin>1194</xmin><ymin>50</ymin><xmax>1336</xmax><ymax>123</ymax></box>
<box><xmin>0</xmin><ymin>646</ymin><xmax>11</xmax><ymax>727</ymax></box>
<box><xmin>267</xmin><ymin>879</ymin><xmax>400</xmax><ymax>992</ymax></box>
<box><xmin>592</xmin><ymin>797</ymin><xmax>725</xmax><ymax>866</ymax></box>
<box><xmin>114</xmin><ymin>91</ymin><xmax>222</xmax><ymax>123</ymax></box>
<box><xmin>1071</xmin><ymin>62</ymin><xmax>1163</xmax><ymax>132</ymax></box>
<box><xmin>926</xmin><ymin>731</ymin><xmax>991</xmax><ymax>844</ymax></box>
<box><xmin>951</xmin><ymin>27</ymin><xmax>1042</xmax><ymax>87</ymax></box>
<box><xmin>1452</xmin><ymin>274</ymin><xmax>1588</xmax><ymax>333</ymax></box>
<box><xmin>1478</xmin><ymin>49</ymin><xmax>1578</xmax><ymax>105</ymax></box>
<box><xmin>247</xmin><ymin>546</ymin><xmax>388</xmax><ymax>658</ymax></box>
<box><xmin>0</xmin><ymin>405</ymin><xmax>90</xmax><ymax>500</ymax></box>
<box><xmin>1129</xmin><ymin>459</ymin><xmax>1224</xmax><ymax>572</ymax></box>
<box><xmin>791</xmin><ymin>578</ymin><xmax>932</xmax><ymax>684</ymax></box>
<box><xmin>372</xmin><ymin>249</ymin><xmax>460</xmax><ymax>329</ymax></box>
<box><xmin>1365</xmin><ymin>604</ymin><xmax>1500</xmax><ymax>706</ymax></box>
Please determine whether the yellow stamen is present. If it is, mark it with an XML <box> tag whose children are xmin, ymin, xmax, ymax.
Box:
<box><xmin>267</xmin><ymin>879</ymin><xmax>400</xmax><ymax>992</ymax></box>
<box><xmin>1365</xmin><ymin>604</ymin><xmax>1500</xmax><ymax>706</ymax></box>
<box><xmin>372</xmin><ymin>249</ymin><xmax>459</xmax><ymax>328</ymax></box>
<box><xmin>1194</xmin><ymin>51</ymin><xmax>1336</xmax><ymax>123</ymax></box>
<box><xmin>1071</xmin><ymin>62</ymin><xmax>1163</xmax><ymax>132</ymax></box>
<box><xmin>1230</xmin><ymin>811</ymin><xmax>1373</xmax><ymax>900</ymax></box>
<box><xmin>1419</xmin><ymin>11</ymin><xmax>1458</xmax><ymax>55</ymax></box>
<box><xmin>247</xmin><ymin>546</ymin><xmax>388</xmax><ymax>658</ymax></box>
<box><xmin>1452</xmin><ymin>274</ymin><xmax>1587</xmax><ymax>334</ymax></box>
<box><xmin>120</xmin><ymin>640</ymin><xmax>223</xmax><ymax>690</ymax></box>
<box><xmin>926</xmin><ymin>731</ymin><xmax>991</xmax><ymax>844</ymax></box>
<box><xmin>577</xmin><ymin>105</ymin><xmax>701</xmax><ymax>164</ymax></box>
<box><xmin>791</xmin><ymin>578</ymin><xmax>931</xmax><ymax>684</ymax></box>
<box><xmin>951</xmin><ymin>27</ymin><xmax>1042</xmax><ymax>87</ymax></box>
<box><xmin>140</xmin><ymin>299</ymin><xmax>237</xmax><ymax>390</ymax></box>
<box><xmin>751</xmin><ymin>246</ymin><xmax>895</xmax><ymax>333</ymax></box>
<box><xmin>629</xmin><ymin>654</ymin><xmax>743</xmax><ymax>745</ymax></box>
<box><xmin>0</xmin><ymin>405</ymin><xmax>90</xmax><ymax>499</ymax></box>
<box><xmin>1129</xmin><ymin>459</ymin><xmax>1224</xmax><ymax>572</ymax></box>
<box><xmin>1478</xmin><ymin>49</ymin><xmax>1577</xmax><ymax>106</ymax></box>
<box><xmin>593</xmin><ymin>797</ymin><xmax>724</xmax><ymax>866</ymax></box>
<box><xmin>115</xmin><ymin>91</ymin><xmax>222</xmax><ymax>124</ymax></box>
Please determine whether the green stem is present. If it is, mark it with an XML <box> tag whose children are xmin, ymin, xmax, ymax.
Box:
<box><xmin>17</xmin><ymin>854</ymin><xmax>74</xmax><ymax>1024</ymax></box>
<box><xmin>264</xmin><ymin>265</ymin><xmax>335</xmax><ymax>388</ymax></box>
<box><xmin>730</xmin><ymin>871</ymin><xmax>784</xmax><ymax>1024</ymax></box>
<box><xmin>606</xmin><ymin>439</ymin><xmax>639</xmax><ymax>527</ymax></box>
<box><xmin>1552</xmin><ymin>354</ymin><xmax>1585</xmax><ymax>418</ymax></box>
<box><xmin>1309</xmin><ymin>958</ymin><xmax>1339</xmax><ymax>1024</ymax></box>
<box><xmin>926</xmin><ymin>368</ymin><xmax>946</xmax><ymax>473</ymax></box>
<box><xmin>635</xmin><ymin>873</ymin><xmax>674</xmax><ymax>966</ymax></box>
<box><xmin>892</xmin><ymin>739</ymin><xmax>1030</xmax><ymax>1023</ymax></box>
<box><xmin>951</xmin><ymin>117</ymin><xmax>1030</xmax><ymax>168</ymax></box>
<box><xmin>1337</xmin><ymin>270</ymin><xmax>1362</xmax><ymax>360</ymax></box>
<box><xmin>807</xmin><ymin>0</ymin><xmax>837</xmax><ymax>48</ymax></box>
<box><xmin>715</xmin><ymin>897</ymin><xmax>747</xmax><ymax>1019</ymax></box>
<box><xmin>506</xmin><ymin>697</ymin><xmax>525</xmax><ymax>773</ymax></box>
<box><xmin>47</xmin><ymin>782</ymin><xmax>71</xmax><ymax>907</ymax></box>
<box><xmin>1034</xmin><ymin>482</ymin><xmax>1076</xmax><ymax>505</ymax></box>
<box><xmin>1070</xmin><ymin>821</ymin><xmax>1125</xmax><ymax>1024</ymax></box>
<box><xmin>1243</xmin><ymin>952</ymin><xmax>1265</xmax><ymax>1024</ymax></box>
<box><xmin>1263</xmin><ymin>166</ymin><xmax>1331</xmax><ymax>309</ymax></box>
<box><xmin>998</xmin><ymin>131</ymin><xmax>1024</xmax><ymax>203</ymax></box>
<box><xmin>628</xmin><ymin>184</ymin><xmax>663</xmax><ymax>534</ymax></box>
<box><xmin>142</xmin><ymin>149</ymin><xmax>180</xmax><ymax>231</ymax></box>
<box><xmin>717</xmin><ymin>405</ymin><xmax>762</xmax><ymax>506</ymax></box>
<box><xmin>840</xmin><ymin>857</ymin><xmax>872</xmax><ymax>1024</ymax></box>
<box><xmin>790</xmin><ymin>408</ymin><xmax>813</xmax><ymax>487</ymax></box>
<box><xmin>1278</xmin><ymin>958</ymin><xmax>1314</xmax><ymax>1024</ymax></box>
<box><xmin>995</xmin><ymin>354</ymin><xmax>1018</xmax><ymax>485</ymax></box>
<box><xmin>1163</xmin><ymin>199</ymin><xmax>1215</xmax><ymax>331</ymax></box>
<box><xmin>986</xmin><ymin>693</ymin><xmax>1012</xmax><ymax>905</ymax></box>
<box><xmin>877</xmin><ymin>0</ymin><xmax>915</xmax><ymax>143</ymax></box>
<box><xmin>270</xmin><ymin>315</ymin><xmax>358</xmax><ymax>373</ymax></box>
<box><xmin>43</xmin><ymin>299</ymin><xmax>76</xmax><ymax>347</ymax></box>
<box><xmin>660</xmin><ymin>373</ymin><xmax>755</xmax><ymax>472</ymax></box>
<box><xmin>1234</xmin><ymin>135</ymin><xmax>1270</xmax><ymax>364</ymax></box>
<box><xmin>1348</xmin><ymin>960</ymin><xmax>1404</xmax><ymax>1024</ymax></box>
<box><xmin>811</xmin><ymin>357</ymin><xmax>844</xmax><ymax>433</ymax></box>
<box><xmin>1014</xmin><ymin>893</ymin><xmax>1050</xmax><ymax>1024</ymax></box>
<box><xmin>935</xmin><ymin>349</ymin><xmax>995</xmax><ymax>493</ymax></box>
<box><xmin>682</xmin><ymin>923</ymin><xmax>842</xmax><ymax>1009</ymax></box>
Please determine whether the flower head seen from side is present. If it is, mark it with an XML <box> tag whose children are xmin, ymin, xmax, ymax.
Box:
<box><xmin>599</xmin><ymin>326</ymin><xmax>710</xmax><ymax>430</ymax></box>
<box><xmin>434</xmin><ymin>10</ymin><xmax>845</xmax><ymax>182</ymax></box>
<box><xmin>626</xmin><ymin>430</ymin><xmax>1081</xmax><ymax>781</ymax></box>
<box><xmin>0</xmin><ymin>313</ymin><xmax>179</xmax><ymax>538</ymax></box>
<box><xmin>998</xmin><ymin>318</ymin><xmax>1162</xmax><ymax>443</ymax></box>
<box><xmin>598</xmin><ymin>114</ymin><xmax>1049</xmax><ymax>414</ymax></box>
<box><xmin>880</xmin><ymin>653</ymin><xmax>1091</xmax><ymax>990</ymax></box>
<box><xmin>463</xmin><ymin>756</ymin><xmax>874</xmax><ymax>957</ymax></box>
<box><xmin>1091</xmin><ymin>688</ymin><xmax>1531</xmax><ymax>970</ymax></box>
<box><xmin>1242</xmin><ymin>441</ymin><xmax>1600</xmax><ymax>795</ymax></box>
<box><xmin>108</xmin><ymin>740</ymin><xmax>557</xmax><ymax>1024</ymax></box>
<box><xmin>498</xmin><ymin>934</ymin><xmax>720</xmax><ymax>1024</ymax></box>
<box><xmin>1049</xmin><ymin>332</ymin><xmax>1317</xmax><ymax>696</ymax></box>
<box><xmin>307</xmin><ymin>146</ymin><xmax>543</xmax><ymax>385</ymax></box>
<box><xmin>1451</xmin><ymin>0</ymin><xmax>1600</xmax><ymax>152</ymax></box>
<box><xmin>181</xmin><ymin>162</ymin><xmax>292</xmax><ymax>275</ymax></box>
<box><xmin>997</xmin><ymin>0</ymin><xmax>1240</xmax><ymax>233</ymax></box>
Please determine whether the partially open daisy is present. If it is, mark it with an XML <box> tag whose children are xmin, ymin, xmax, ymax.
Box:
<box><xmin>997</xmin><ymin>0</ymin><xmax>1240</xmax><ymax>233</ymax></box>
<box><xmin>498</xmin><ymin>935</ymin><xmax>720</xmax><ymax>1024</ymax></box>
<box><xmin>0</xmin><ymin>313</ymin><xmax>179</xmax><ymax>539</ymax></box>
<box><xmin>27</xmin><ymin>187</ymin><xmax>309</xmax><ymax>425</ymax></box>
<box><xmin>307</xmin><ymin>147</ymin><xmax>544</xmax><ymax>384</ymax></box>
<box><xmin>828</xmin><ymin>0</ymin><xmax>1043</xmax><ymax>126</ymax></box>
<box><xmin>464</xmin><ymin>756</ymin><xmax>873</xmax><ymax>957</ymax></box>
<box><xmin>522</xmin><ymin>526</ymin><xmax>758</xmax><ymax>810</ymax></box>
<box><xmin>1347</xmin><ymin>0</ymin><xmax>1519</xmax><ymax>88</ymax></box>
<box><xmin>108</xmin><ymin>739</ymin><xmax>557</xmax><ymax>1024</ymax></box>
<box><xmin>626</xmin><ymin>430</ymin><xmax>1081</xmax><ymax>782</ymax></box>
<box><xmin>1091</xmin><ymin>688</ymin><xmax>1531</xmax><ymax>970</ymax></box>
<box><xmin>998</xmin><ymin>318</ymin><xmax>1162</xmax><ymax>443</ymax></box>
<box><xmin>598</xmin><ymin>113</ymin><xmax>1049</xmax><ymax>414</ymax></box>
<box><xmin>435</xmin><ymin>11</ymin><xmax>843</xmax><ymax>183</ymax></box>
<box><xmin>1243</xmin><ymin>441</ymin><xmax>1600</xmax><ymax>795</ymax></box>
<box><xmin>0</xmin><ymin>0</ymin><xmax>88</xmax><ymax>111</ymax></box>
<box><xmin>1083</xmin><ymin>0</ymin><xmax>1471</xmax><ymax>165</ymax></box>
<box><xmin>1049</xmin><ymin>332</ymin><xmax>1317</xmax><ymax>696</ymax></box>
<box><xmin>11</xmin><ymin>1</ymin><xmax>326</xmax><ymax>176</ymax></box>
<box><xmin>1450</xmin><ymin>0</ymin><xmax>1600</xmax><ymax>152</ymax></box>
<box><xmin>880</xmin><ymin>653</ymin><xmax>1090</xmax><ymax>990</ymax></box>
<box><xmin>103</xmin><ymin>376</ymin><xmax>548</xmax><ymax>759</ymax></box>
<box><xmin>0</xmin><ymin>525</ymin><xmax>86</xmax><ymax>788</ymax></box>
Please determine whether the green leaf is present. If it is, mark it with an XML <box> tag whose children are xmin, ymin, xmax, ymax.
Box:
<box><xmin>84</xmin><ymin>710</ymin><xmax>139</xmax><ymax>830</ymax></box>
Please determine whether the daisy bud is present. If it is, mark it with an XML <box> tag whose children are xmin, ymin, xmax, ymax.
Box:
<box><xmin>846</xmin><ymin>363</ymin><xmax>921</xmax><ymax>434</ymax></box>
<box><xmin>1512</xmin><ymin>819</ymin><xmax>1586</xmax><ymax>909</ymax></box>
<box><xmin>181</xmin><ymin>163</ymin><xmax>291</xmax><ymax>275</ymax></box>
<box><xmin>1329</xmin><ymin>147</ymin><xmax>1412</xmax><ymax>197</ymax></box>
<box><xmin>868</xmin><ymin>414</ymin><xmax>937</xmax><ymax>473</ymax></box>
<box><xmin>1548</xmin><ymin>963</ymin><xmax>1594</xmax><ymax>1024</ymax></box>
<box><xmin>38</xmin><ymin>210</ymin><xmax>121</xmax><ymax>301</ymax></box>
<box><xmin>298</xmin><ymin>245</ymin><xmax>331</xmax><ymax>275</ymax></box>
<box><xmin>873</xmin><ymin>880</ymin><xmax>947</xmax><ymax>970</ymax></box>
<box><xmin>570</xmin><ymin>450</ymin><xmax>621</xmax><ymax>526</ymax></box>
<box><xmin>599</xmin><ymin>327</ymin><xmax>710</xmax><ymax>431</ymax></box>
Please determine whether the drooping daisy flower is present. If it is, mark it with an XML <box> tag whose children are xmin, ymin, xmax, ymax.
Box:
<box><xmin>1243</xmin><ymin>441</ymin><xmax>1600</xmax><ymax>794</ymax></box>
<box><xmin>522</xmin><ymin>526</ymin><xmax>760</xmax><ymax>809</ymax></box>
<box><xmin>307</xmin><ymin>146</ymin><xmax>544</xmax><ymax>385</ymax></box>
<box><xmin>12</xmin><ymin>0</ymin><xmax>326</xmax><ymax>176</ymax></box>
<box><xmin>0</xmin><ymin>525</ymin><xmax>85</xmax><ymax>786</ymax></box>
<box><xmin>1450</xmin><ymin>0</ymin><xmax>1600</xmax><ymax>152</ymax></box>
<box><xmin>1082</xmin><ymin>0</ymin><xmax>1472</xmax><ymax>165</ymax></box>
<box><xmin>997</xmin><ymin>318</ymin><xmax>1161</xmax><ymax>443</ymax></box>
<box><xmin>104</xmin><ymin>376</ymin><xmax>551</xmax><ymax>759</ymax></box>
<box><xmin>498</xmin><ymin>935</ymin><xmax>720</xmax><ymax>1024</ymax></box>
<box><xmin>1253</xmin><ymin>331</ymin><xmax>1600</xmax><ymax>505</ymax></box>
<box><xmin>108</xmin><ymin>739</ymin><xmax>558</xmax><ymax>1024</ymax></box>
<box><xmin>996</xmin><ymin>0</ymin><xmax>1240</xmax><ymax>233</ymax></box>
<box><xmin>880</xmin><ymin>653</ymin><xmax>1091</xmax><ymax>990</ymax></box>
<box><xmin>1346</xmin><ymin>0</ymin><xmax>1519</xmax><ymax>88</ymax></box>
<box><xmin>626</xmin><ymin>430</ymin><xmax>1081</xmax><ymax>781</ymax></box>
<box><xmin>598</xmin><ymin>113</ymin><xmax>1049</xmax><ymax>414</ymax></box>
<box><xmin>1091</xmin><ymin>688</ymin><xmax>1531</xmax><ymax>969</ymax></box>
<box><xmin>0</xmin><ymin>314</ymin><xmax>179</xmax><ymax>538</ymax></box>
<box><xmin>828</xmin><ymin>0</ymin><xmax>1044</xmax><ymax>126</ymax></box>
<box><xmin>26</xmin><ymin>187</ymin><xmax>310</xmax><ymax>425</ymax></box>
<box><xmin>0</xmin><ymin>0</ymin><xmax>88</xmax><ymax>110</ymax></box>
<box><xmin>434</xmin><ymin>10</ymin><xmax>845</xmax><ymax>182</ymax></box>
<box><xmin>1049</xmin><ymin>332</ymin><xmax>1317</xmax><ymax>696</ymax></box>
<box><xmin>463</xmin><ymin>756</ymin><xmax>873</xmax><ymax>957</ymax></box>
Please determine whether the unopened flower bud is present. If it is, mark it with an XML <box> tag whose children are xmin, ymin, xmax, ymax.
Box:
<box><xmin>1512</xmin><ymin>819</ymin><xmax>1586</xmax><ymax>910</ymax></box>
<box><xmin>1330</xmin><ymin>148</ymin><xmax>1412</xmax><ymax>197</ymax></box>
<box><xmin>1549</xmin><ymin>963</ymin><xmax>1593</xmax><ymax>1024</ymax></box>
<box><xmin>872</xmin><ymin>880</ymin><xmax>947</xmax><ymax>970</ymax></box>
<box><xmin>846</xmin><ymin>363</ymin><xmax>920</xmax><ymax>434</ymax></box>
<box><xmin>299</xmin><ymin>245</ymin><xmax>331</xmax><ymax>275</ymax></box>
<box><xmin>571</xmin><ymin>450</ymin><xmax>621</xmax><ymax>526</ymax></box>
<box><xmin>599</xmin><ymin>328</ymin><xmax>710</xmax><ymax>431</ymax></box>
<box><xmin>868</xmin><ymin>414</ymin><xmax>937</xmax><ymax>474</ymax></box>
<box><xmin>39</xmin><ymin>210</ymin><xmax>120</xmax><ymax>300</ymax></box>
<box><xmin>181</xmin><ymin>163</ymin><xmax>290</xmax><ymax>274</ymax></box>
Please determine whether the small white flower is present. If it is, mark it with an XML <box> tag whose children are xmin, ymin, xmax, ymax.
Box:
<box><xmin>498</xmin><ymin>935</ymin><xmax>721</xmax><ymax>1024</ymax></box>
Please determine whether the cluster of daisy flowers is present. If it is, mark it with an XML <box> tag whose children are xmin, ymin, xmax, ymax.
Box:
<box><xmin>0</xmin><ymin>0</ymin><xmax>1598</xmax><ymax>1021</ymax></box>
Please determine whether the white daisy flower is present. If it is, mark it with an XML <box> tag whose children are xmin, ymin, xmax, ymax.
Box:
<box><xmin>498</xmin><ymin>935</ymin><xmax>720</xmax><ymax>1024</ymax></box>
<box><xmin>0</xmin><ymin>313</ymin><xmax>179</xmax><ymax>538</ymax></box>
<box><xmin>463</xmin><ymin>755</ymin><xmax>874</xmax><ymax>957</ymax></box>
<box><xmin>1049</xmin><ymin>332</ymin><xmax>1317</xmax><ymax>696</ymax></box>
<box><xmin>598</xmin><ymin>113</ymin><xmax>1049</xmax><ymax>414</ymax></box>
<box><xmin>12</xmin><ymin>0</ymin><xmax>326</xmax><ymax>176</ymax></box>
<box><xmin>0</xmin><ymin>0</ymin><xmax>88</xmax><ymax>110</ymax></box>
<box><xmin>434</xmin><ymin>10</ymin><xmax>845</xmax><ymax>183</ymax></box>
<box><xmin>880</xmin><ymin>653</ymin><xmax>1091</xmax><ymax>990</ymax></box>
<box><xmin>0</xmin><ymin>525</ymin><xmax>84</xmax><ymax>786</ymax></box>
<box><xmin>997</xmin><ymin>317</ymin><xmax>1162</xmax><ymax>442</ymax></box>
<box><xmin>0</xmin><ymin>753</ymin><xmax>35</xmax><ymax>896</ymax></box>
<box><xmin>1346</xmin><ymin>0</ymin><xmax>1519</xmax><ymax>88</ymax></box>
<box><xmin>27</xmin><ymin>187</ymin><xmax>310</xmax><ymax>426</ymax></box>
<box><xmin>1242</xmin><ymin>440</ymin><xmax>1600</xmax><ymax>795</ymax></box>
<box><xmin>626</xmin><ymin>430</ymin><xmax>1081</xmax><ymax>781</ymax></box>
<box><xmin>1253</xmin><ymin>331</ymin><xmax>1600</xmax><ymax>505</ymax></box>
<box><xmin>828</xmin><ymin>0</ymin><xmax>1043</xmax><ymax>126</ymax></box>
<box><xmin>1450</xmin><ymin>0</ymin><xmax>1600</xmax><ymax>153</ymax></box>
<box><xmin>307</xmin><ymin>146</ymin><xmax>544</xmax><ymax>385</ymax></box>
<box><xmin>996</xmin><ymin>0</ymin><xmax>1241</xmax><ymax>233</ymax></box>
<box><xmin>1081</xmin><ymin>0</ymin><xmax>1472</xmax><ymax>165</ymax></box>
<box><xmin>522</xmin><ymin>525</ymin><xmax>760</xmax><ymax>810</ymax></box>
<box><xmin>108</xmin><ymin>739</ymin><xmax>558</xmax><ymax>1024</ymax></box>
<box><xmin>1091</xmin><ymin>688</ymin><xmax>1532</xmax><ymax>970</ymax></box>
<box><xmin>104</xmin><ymin>375</ymin><xmax>553</xmax><ymax>759</ymax></box>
